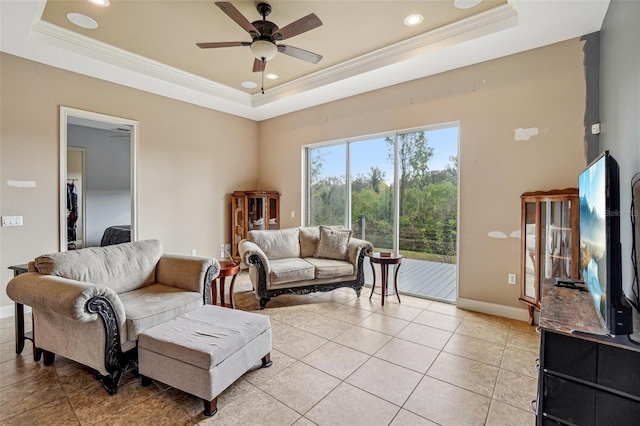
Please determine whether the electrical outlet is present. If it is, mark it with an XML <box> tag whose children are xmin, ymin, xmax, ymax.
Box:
<box><xmin>191</xmin><ymin>249</ymin><xmax>197</xmax><ymax>256</ymax></box>
<box><xmin>1</xmin><ymin>216</ymin><xmax>23</xmax><ymax>227</ymax></box>
<box><xmin>508</xmin><ymin>273</ymin><xmax>517</xmax><ymax>285</ymax></box>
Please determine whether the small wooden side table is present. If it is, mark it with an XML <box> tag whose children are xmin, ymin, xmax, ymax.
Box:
<box><xmin>213</xmin><ymin>261</ymin><xmax>241</xmax><ymax>309</ymax></box>
<box><xmin>8</xmin><ymin>264</ymin><xmax>41</xmax><ymax>361</ymax></box>
<box><xmin>368</xmin><ymin>253</ymin><xmax>403</xmax><ymax>306</ymax></box>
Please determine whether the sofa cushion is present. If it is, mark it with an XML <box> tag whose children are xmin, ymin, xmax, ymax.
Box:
<box><xmin>299</xmin><ymin>225</ymin><xmax>344</xmax><ymax>258</ymax></box>
<box><xmin>118</xmin><ymin>283</ymin><xmax>203</xmax><ymax>340</ymax></box>
<box><xmin>314</xmin><ymin>226</ymin><xmax>352</xmax><ymax>261</ymax></box>
<box><xmin>303</xmin><ymin>257</ymin><xmax>354</xmax><ymax>279</ymax></box>
<box><xmin>269</xmin><ymin>258</ymin><xmax>315</xmax><ymax>285</ymax></box>
<box><xmin>34</xmin><ymin>239</ymin><xmax>163</xmax><ymax>294</ymax></box>
<box><xmin>249</xmin><ymin>228</ymin><xmax>300</xmax><ymax>260</ymax></box>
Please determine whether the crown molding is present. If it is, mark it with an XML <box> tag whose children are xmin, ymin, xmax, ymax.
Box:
<box><xmin>254</xmin><ymin>3</ymin><xmax>518</xmax><ymax>107</ymax></box>
<box><xmin>1</xmin><ymin>0</ymin><xmax>611</xmax><ymax>121</ymax></box>
<box><xmin>29</xmin><ymin>3</ymin><xmax>516</xmax><ymax>110</ymax></box>
<box><xmin>30</xmin><ymin>19</ymin><xmax>253</xmax><ymax>108</ymax></box>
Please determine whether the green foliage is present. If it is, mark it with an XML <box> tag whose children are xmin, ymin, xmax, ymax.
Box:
<box><xmin>310</xmin><ymin>136</ymin><xmax>458</xmax><ymax>262</ymax></box>
<box><xmin>310</xmin><ymin>175</ymin><xmax>346</xmax><ymax>226</ymax></box>
<box><xmin>309</xmin><ymin>149</ymin><xmax>327</xmax><ymax>185</ymax></box>
<box><xmin>385</xmin><ymin>132</ymin><xmax>434</xmax><ymax>216</ymax></box>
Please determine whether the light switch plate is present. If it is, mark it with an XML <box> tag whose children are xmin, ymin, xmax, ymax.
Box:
<box><xmin>1</xmin><ymin>216</ymin><xmax>23</xmax><ymax>227</ymax></box>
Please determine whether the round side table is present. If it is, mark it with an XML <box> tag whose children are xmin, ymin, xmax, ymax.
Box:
<box><xmin>213</xmin><ymin>260</ymin><xmax>241</xmax><ymax>309</ymax></box>
<box><xmin>368</xmin><ymin>252</ymin><xmax>403</xmax><ymax>306</ymax></box>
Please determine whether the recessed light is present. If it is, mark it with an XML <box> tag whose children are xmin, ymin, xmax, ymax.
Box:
<box><xmin>404</xmin><ymin>14</ymin><xmax>424</xmax><ymax>27</ymax></box>
<box><xmin>66</xmin><ymin>13</ymin><xmax>98</xmax><ymax>30</ymax></box>
<box><xmin>454</xmin><ymin>0</ymin><xmax>483</xmax><ymax>10</ymax></box>
<box><xmin>265</xmin><ymin>73</ymin><xmax>279</xmax><ymax>80</ymax></box>
<box><xmin>88</xmin><ymin>0</ymin><xmax>110</xmax><ymax>7</ymax></box>
<box><xmin>241</xmin><ymin>81</ymin><xmax>258</xmax><ymax>89</ymax></box>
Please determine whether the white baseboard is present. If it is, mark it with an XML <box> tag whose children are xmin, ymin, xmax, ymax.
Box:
<box><xmin>1</xmin><ymin>298</ymin><xmax>529</xmax><ymax>322</ymax></box>
<box><xmin>457</xmin><ymin>297</ymin><xmax>530</xmax><ymax>322</ymax></box>
<box><xmin>0</xmin><ymin>304</ymin><xmax>31</xmax><ymax>319</ymax></box>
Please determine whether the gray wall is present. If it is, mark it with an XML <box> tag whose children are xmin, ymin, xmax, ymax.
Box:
<box><xmin>599</xmin><ymin>0</ymin><xmax>640</xmax><ymax>304</ymax></box>
<box><xmin>68</xmin><ymin>124</ymin><xmax>131</xmax><ymax>247</ymax></box>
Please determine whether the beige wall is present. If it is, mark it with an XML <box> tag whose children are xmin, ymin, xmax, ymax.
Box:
<box><xmin>0</xmin><ymin>37</ymin><xmax>590</xmax><ymax>316</ymax></box>
<box><xmin>0</xmin><ymin>53</ymin><xmax>259</xmax><ymax>312</ymax></box>
<box><xmin>258</xmin><ymin>38</ymin><xmax>588</xmax><ymax>311</ymax></box>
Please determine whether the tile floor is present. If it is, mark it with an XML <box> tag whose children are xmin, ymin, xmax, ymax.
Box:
<box><xmin>0</xmin><ymin>272</ymin><xmax>539</xmax><ymax>425</ymax></box>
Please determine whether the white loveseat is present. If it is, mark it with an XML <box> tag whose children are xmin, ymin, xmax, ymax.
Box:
<box><xmin>6</xmin><ymin>240</ymin><xmax>219</xmax><ymax>394</ymax></box>
<box><xmin>239</xmin><ymin>226</ymin><xmax>373</xmax><ymax>309</ymax></box>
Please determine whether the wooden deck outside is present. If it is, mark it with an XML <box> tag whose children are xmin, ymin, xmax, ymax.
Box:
<box><xmin>364</xmin><ymin>258</ymin><xmax>457</xmax><ymax>303</ymax></box>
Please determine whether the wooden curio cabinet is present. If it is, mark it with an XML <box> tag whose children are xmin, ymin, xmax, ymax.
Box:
<box><xmin>520</xmin><ymin>188</ymin><xmax>579</xmax><ymax>324</ymax></box>
<box><xmin>231</xmin><ymin>190</ymin><xmax>280</xmax><ymax>261</ymax></box>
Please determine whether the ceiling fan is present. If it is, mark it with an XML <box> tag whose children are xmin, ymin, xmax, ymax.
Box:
<box><xmin>197</xmin><ymin>2</ymin><xmax>323</xmax><ymax>75</ymax></box>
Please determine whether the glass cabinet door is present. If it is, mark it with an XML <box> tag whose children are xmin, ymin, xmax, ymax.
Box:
<box><xmin>247</xmin><ymin>196</ymin><xmax>266</xmax><ymax>231</ymax></box>
<box><xmin>540</xmin><ymin>200</ymin><xmax>573</xmax><ymax>287</ymax></box>
<box><xmin>268</xmin><ymin>196</ymin><xmax>279</xmax><ymax>230</ymax></box>
<box><xmin>523</xmin><ymin>201</ymin><xmax>537</xmax><ymax>301</ymax></box>
<box><xmin>232</xmin><ymin>195</ymin><xmax>245</xmax><ymax>259</ymax></box>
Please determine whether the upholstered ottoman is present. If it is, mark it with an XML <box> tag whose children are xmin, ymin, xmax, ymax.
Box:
<box><xmin>138</xmin><ymin>305</ymin><xmax>272</xmax><ymax>416</ymax></box>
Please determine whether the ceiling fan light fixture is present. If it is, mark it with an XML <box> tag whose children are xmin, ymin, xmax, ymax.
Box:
<box><xmin>250</xmin><ymin>40</ymin><xmax>277</xmax><ymax>61</ymax></box>
<box><xmin>88</xmin><ymin>0</ymin><xmax>110</xmax><ymax>7</ymax></box>
<box><xmin>404</xmin><ymin>14</ymin><xmax>424</xmax><ymax>26</ymax></box>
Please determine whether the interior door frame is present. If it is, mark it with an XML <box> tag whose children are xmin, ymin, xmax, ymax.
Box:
<box><xmin>59</xmin><ymin>106</ymin><xmax>139</xmax><ymax>251</ymax></box>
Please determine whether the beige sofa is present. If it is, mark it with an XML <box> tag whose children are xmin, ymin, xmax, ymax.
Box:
<box><xmin>239</xmin><ymin>226</ymin><xmax>373</xmax><ymax>309</ymax></box>
<box><xmin>6</xmin><ymin>240</ymin><xmax>219</xmax><ymax>394</ymax></box>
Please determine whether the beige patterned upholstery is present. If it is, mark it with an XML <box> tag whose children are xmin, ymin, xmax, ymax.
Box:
<box><xmin>314</xmin><ymin>226</ymin><xmax>353</xmax><ymax>260</ymax></box>
<box><xmin>239</xmin><ymin>226</ymin><xmax>372</xmax><ymax>309</ymax></box>
<box><xmin>6</xmin><ymin>240</ymin><xmax>219</xmax><ymax>393</ymax></box>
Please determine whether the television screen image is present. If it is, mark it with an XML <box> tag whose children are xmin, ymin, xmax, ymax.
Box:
<box><xmin>579</xmin><ymin>154</ymin><xmax>608</xmax><ymax>324</ymax></box>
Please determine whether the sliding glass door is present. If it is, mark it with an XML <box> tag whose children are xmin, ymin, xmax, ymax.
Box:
<box><xmin>349</xmin><ymin>137</ymin><xmax>394</xmax><ymax>251</ymax></box>
<box><xmin>308</xmin><ymin>144</ymin><xmax>347</xmax><ymax>226</ymax></box>
<box><xmin>306</xmin><ymin>124</ymin><xmax>459</xmax><ymax>301</ymax></box>
<box><xmin>396</xmin><ymin>129</ymin><xmax>458</xmax><ymax>264</ymax></box>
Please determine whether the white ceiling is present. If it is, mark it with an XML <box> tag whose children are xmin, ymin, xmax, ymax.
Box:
<box><xmin>0</xmin><ymin>1</ymin><xmax>611</xmax><ymax>121</ymax></box>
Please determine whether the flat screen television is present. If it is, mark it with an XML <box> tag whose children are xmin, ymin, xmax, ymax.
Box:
<box><xmin>579</xmin><ymin>150</ymin><xmax>632</xmax><ymax>335</ymax></box>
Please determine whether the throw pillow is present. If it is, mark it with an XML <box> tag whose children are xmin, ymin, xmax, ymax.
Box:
<box><xmin>299</xmin><ymin>225</ymin><xmax>345</xmax><ymax>258</ymax></box>
<box><xmin>314</xmin><ymin>226</ymin><xmax>352</xmax><ymax>260</ymax></box>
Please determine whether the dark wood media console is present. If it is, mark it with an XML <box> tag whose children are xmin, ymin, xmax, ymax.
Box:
<box><xmin>537</xmin><ymin>282</ymin><xmax>640</xmax><ymax>425</ymax></box>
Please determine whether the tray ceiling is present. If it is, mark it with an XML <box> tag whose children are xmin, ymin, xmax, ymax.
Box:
<box><xmin>0</xmin><ymin>1</ymin><xmax>611</xmax><ymax>121</ymax></box>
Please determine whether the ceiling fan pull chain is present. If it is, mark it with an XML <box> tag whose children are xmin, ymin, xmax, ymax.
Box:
<box><xmin>261</xmin><ymin>65</ymin><xmax>265</xmax><ymax>94</ymax></box>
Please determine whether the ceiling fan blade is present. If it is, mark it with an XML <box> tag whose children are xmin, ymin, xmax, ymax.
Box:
<box><xmin>253</xmin><ymin>58</ymin><xmax>266</xmax><ymax>73</ymax></box>
<box><xmin>278</xmin><ymin>45</ymin><xmax>323</xmax><ymax>64</ymax></box>
<box><xmin>272</xmin><ymin>13</ymin><xmax>322</xmax><ymax>41</ymax></box>
<box><xmin>196</xmin><ymin>41</ymin><xmax>250</xmax><ymax>49</ymax></box>
<box><xmin>215</xmin><ymin>2</ymin><xmax>260</xmax><ymax>37</ymax></box>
